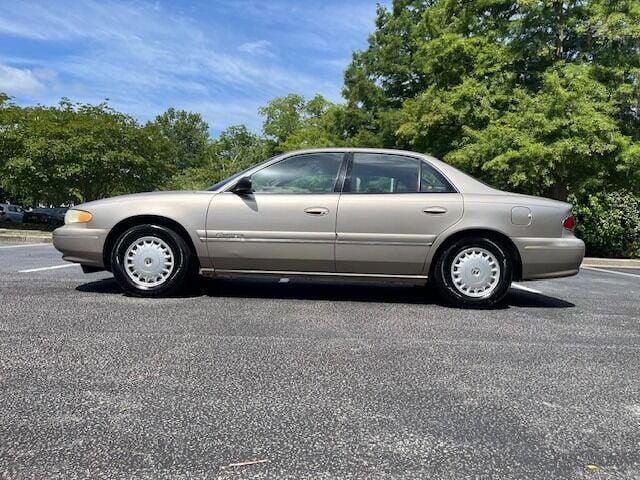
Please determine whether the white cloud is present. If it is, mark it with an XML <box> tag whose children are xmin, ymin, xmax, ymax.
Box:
<box><xmin>238</xmin><ymin>40</ymin><xmax>275</xmax><ymax>57</ymax></box>
<box><xmin>0</xmin><ymin>64</ymin><xmax>47</xmax><ymax>95</ymax></box>
<box><xmin>0</xmin><ymin>1</ymin><xmax>324</xmax><ymax>95</ymax></box>
<box><xmin>0</xmin><ymin>0</ymin><xmax>382</xmax><ymax>131</ymax></box>
<box><xmin>180</xmin><ymin>100</ymin><xmax>264</xmax><ymax>131</ymax></box>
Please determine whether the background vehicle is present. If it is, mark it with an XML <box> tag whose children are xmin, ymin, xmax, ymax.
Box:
<box><xmin>23</xmin><ymin>207</ymin><xmax>68</xmax><ymax>226</ymax></box>
<box><xmin>0</xmin><ymin>204</ymin><xmax>24</xmax><ymax>223</ymax></box>
<box><xmin>53</xmin><ymin>148</ymin><xmax>585</xmax><ymax>307</ymax></box>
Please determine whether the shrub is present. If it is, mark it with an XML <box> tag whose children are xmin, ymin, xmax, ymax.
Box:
<box><xmin>571</xmin><ymin>191</ymin><xmax>640</xmax><ymax>258</ymax></box>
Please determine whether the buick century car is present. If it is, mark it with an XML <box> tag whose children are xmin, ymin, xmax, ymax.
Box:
<box><xmin>53</xmin><ymin>148</ymin><xmax>585</xmax><ymax>307</ymax></box>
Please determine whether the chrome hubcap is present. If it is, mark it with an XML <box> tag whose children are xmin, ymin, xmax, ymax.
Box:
<box><xmin>451</xmin><ymin>247</ymin><xmax>501</xmax><ymax>298</ymax></box>
<box><xmin>124</xmin><ymin>236</ymin><xmax>175</xmax><ymax>287</ymax></box>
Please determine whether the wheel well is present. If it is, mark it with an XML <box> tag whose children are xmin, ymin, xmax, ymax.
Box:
<box><xmin>429</xmin><ymin>229</ymin><xmax>523</xmax><ymax>281</ymax></box>
<box><xmin>103</xmin><ymin>215</ymin><xmax>200</xmax><ymax>271</ymax></box>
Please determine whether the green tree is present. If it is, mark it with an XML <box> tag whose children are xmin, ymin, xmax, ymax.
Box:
<box><xmin>150</xmin><ymin>108</ymin><xmax>210</xmax><ymax>170</ymax></box>
<box><xmin>212</xmin><ymin>124</ymin><xmax>271</xmax><ymax>178</ymax></box>
<box><xmin>571</xmin><ymin>190</ymin><xmax>640</xmax><ymax>258</ymax></box>
<box><xmin>169</xmin><ymin>124</ymin><xmax>270</xmax><ymax>190</ymax></box>
<box><xmin>343</xmin><ymin>0</ymin><xmax>640</xmax><ymax>200</ymax></box>
<box><xmin>259</xmin><ymin>94</ymin><xmax>345</xmax><ymax>151</ymax></box>
<box><xmin>0</xmin><ymin>98</ymin><xmax>172</xmax><ymax>204</ymax></box>
<box><xmin>446</xmin><ymin>64</ymin><xmax>635</xmax><ymax>198</ymax></box>
<box><xmin>259</xmin><ymin>93</ymin><xmax>307</xmax><ymax>148</ymax></box>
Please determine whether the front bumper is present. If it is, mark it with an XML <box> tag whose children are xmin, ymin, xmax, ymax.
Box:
<box><xmin>52</xmin><ymin>225</ymin><xmax>109</xmax><ymax>268</ymax></box>
<box><xmin>514</xmin><ymin>236</ymin><xmax>585</xmax><ymax>280</ymax></box>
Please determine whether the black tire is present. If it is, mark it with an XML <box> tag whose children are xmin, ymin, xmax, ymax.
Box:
<box><xmin>110</xmin><ymin>224</ymin><xmax>197</xmax><ymax>297</ymax></box>
<box><xmin>433</xmin><ymin>236</ymin><xmax>512</xmax><ymax>308</ymax></box>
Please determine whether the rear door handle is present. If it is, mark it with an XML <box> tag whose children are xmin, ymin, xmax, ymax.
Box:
<box><xmin>304</xmin><ymin>207</ymin><xmax>329</xmax><ymax>216</ymax></box>
<box><xmin>423</xmin><ymin>206</ymin><xmax>447</xmax><ymax>215</ymax></box>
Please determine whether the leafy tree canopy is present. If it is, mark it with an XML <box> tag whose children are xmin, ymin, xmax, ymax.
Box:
<box><xmin>148</xmin><ymin>108</ymin><xmax>210</xmax><ymax>170</ymax></box>
<box><xmin>342</xmin><ymin>0</ymin><xmax>640</xmax><ymax>199</ymax></box>
<box><xmin>0</xmin><ymin>98</ymin><xmax>172</xmax><ymax>204</ymax></box>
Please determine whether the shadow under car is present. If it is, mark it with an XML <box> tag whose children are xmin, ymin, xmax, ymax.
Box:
<box><xmin>76</xmin><ymin>277</ymin><xmax>575</xmax><ymax>309</ymax></box>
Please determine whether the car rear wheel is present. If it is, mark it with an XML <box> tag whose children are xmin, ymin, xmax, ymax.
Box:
<box><xmin>433</xmin><ymin>237</ymin><xmax>512</xmax><ymax>308</ymax></box>
<box><xmin>111</xmin><ymin>224</ymin><xmax>196</xmax><ymax>297</ymax></box>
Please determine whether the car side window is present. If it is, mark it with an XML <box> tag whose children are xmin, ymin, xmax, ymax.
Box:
<box><xmin>348</xmin><ymin>153</ymin><xmax>419</xmax><ymax>193</ymax></box>
<box><xmin>251</xmin><ymin>153</ymin><xmax>343</xmax><ymax>193</ymax></box>
<box><xmin>421</xmin><ymin>162</ymin><xmax>456</xmax><ymax>193</ymax></box>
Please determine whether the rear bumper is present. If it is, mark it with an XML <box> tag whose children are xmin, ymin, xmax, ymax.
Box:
<box><xmin>514</xmin><ymin>236</ymin><xmax>585</xmax><ymax>280</ymax></box>
<box><xmin>52</xmin><ymin>225</ymin><xmax>109</xmax><ymax>268</ymax></box>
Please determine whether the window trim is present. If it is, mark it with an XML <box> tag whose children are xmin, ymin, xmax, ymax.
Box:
<box><xmin>341</xmin><ymin>152</ymin><xmax>458</xmax><ymax>194</ymax></box>
<box><xmin>223</xmin><ymin>152</ymin><xmax>349</xmax><ymax>195</ymax></box>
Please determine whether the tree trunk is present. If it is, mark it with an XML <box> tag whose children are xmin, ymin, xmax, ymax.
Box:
<box><xmin>551</xmin><ymin>182</ymin><xmax>568</xmax><ymax>201</ymax></box>
<box><xmin>554</xmin><ymin>1</ymin><xmax>565</xmax><ymax>60</ymax></box>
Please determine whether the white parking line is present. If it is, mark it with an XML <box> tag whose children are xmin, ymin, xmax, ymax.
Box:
<box><xmin>511</xmin><ymin>283</ymin><xmax>543</xmax><ymax>294</ymax></box>
<box><xmin>0</xmin><ymin>243</ymin><xmax>52</xmax><ymax>249</ymax></box>
<box><xmin>19</xmin><ymin>264</ymin><xmax>78</xmax><ymax>273</ymax></box>
<box><xmin>279</xmin><ymin>278</ymin><xmax>290</xmax><ymax>283</ymax></box>
<box><xmin>581</xmin><ymin>266</ymin><xmax>640</xmax><ymax>279</ymax></box>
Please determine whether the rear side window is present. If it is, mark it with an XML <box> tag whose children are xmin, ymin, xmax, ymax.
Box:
<box><xmin>348</xmin><ymin>154</ymin><xmax>419</xmax><ymax>193</ymax></box>
<box><xmin>421</xmin><ymin>162</ymin><xmax>456</xmax><ymax>193</ymax></box>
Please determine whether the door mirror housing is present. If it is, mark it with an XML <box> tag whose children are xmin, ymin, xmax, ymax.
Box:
<box><xmin>232</xmin><ymin>176</ymin><xmax>253</xmax><ymax>194</ymax></box>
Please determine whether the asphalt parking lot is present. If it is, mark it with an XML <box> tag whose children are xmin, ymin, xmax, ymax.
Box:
<box><xmin>1</xmin><ymin>243</ymin><xmax>639</xmax><ymax>479</ymax></box>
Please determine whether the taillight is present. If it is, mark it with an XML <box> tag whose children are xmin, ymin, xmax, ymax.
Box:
<box><xmin>563</xmin><ymin>214</ymin><xmax>575</xmax><ymax>231</ymax></box>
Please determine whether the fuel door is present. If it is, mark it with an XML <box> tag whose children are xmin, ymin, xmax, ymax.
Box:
<box><xmin>511</xmin><ymin>206</ymin><xmax>532</xmax><ymax>226</ymax></box>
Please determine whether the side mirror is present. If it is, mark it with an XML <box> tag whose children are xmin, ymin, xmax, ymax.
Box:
<box><xmin>232</xmin><ymin>176</ymin><xmax>253</xmax><ymax>194</ymax></box>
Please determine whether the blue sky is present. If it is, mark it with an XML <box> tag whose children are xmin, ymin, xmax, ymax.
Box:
<box><xmin>0</xmin><ymin>0</ymin><xmax>386</xmax><ymax>134</ymax></box>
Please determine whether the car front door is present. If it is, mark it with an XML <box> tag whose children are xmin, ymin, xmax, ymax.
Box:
<box><xmin>335</xmin><ymin>152</ymin><xmax>463</xmax><ymax>275</ymax></box>
<box><xmin>206</xmin><ymin>152</ymin><xmax>346</xmax><ymax>273</ymax></box>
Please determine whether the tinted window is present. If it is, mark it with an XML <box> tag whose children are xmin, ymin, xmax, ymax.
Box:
<box><xmin>349</xmin><ymin>154</ymin><xmax>419</xmax><ymax>193</ymax></box>
<box><xmin>251</xmin><ymin>153</ymin><xmax>343</xmax><ymax>193</ymax></box>
<box><xmin>421</xmin><ymin>162</ymin><xmax>456</xmax><ymax>193</ymax></box>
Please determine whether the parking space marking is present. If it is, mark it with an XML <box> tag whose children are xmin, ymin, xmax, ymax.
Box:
<box><xmin>279</xmin><ymin>278</ymin><xmax>290</xmax><ymax>283</ymax></box>
<box><xmin>19</xmin><ymin>264</ymin><xmax>78</xmax><ymax>273</ymax></box>
<box><xmin>581</xmin><ymin>266</ymin><xmax>640</xmax><ymax>279</ymax></box>
<box><xmin>511</xmin><ymin>283</ymin><xmax>543</xmax><ymax>294</ymax></box>
<box><xmin>0</xmin><ymin>243</ymin><xmax>53</xmax><ymax>249</ymax></box>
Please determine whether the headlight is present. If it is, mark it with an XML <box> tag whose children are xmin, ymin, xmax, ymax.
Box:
<box><xmin>64</xmin><ymin>209</ymin><xmax>93</xmax><ymax>224</ymax></box>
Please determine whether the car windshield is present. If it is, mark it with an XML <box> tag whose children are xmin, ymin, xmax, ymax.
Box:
<box><xmin>206</xmin><ymin>156</ymin><xmax>277</xmax><ymax>191</ymax></box>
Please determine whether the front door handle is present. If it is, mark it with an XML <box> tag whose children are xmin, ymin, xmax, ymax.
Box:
<box><xmin>304</xmin><ymin>207</ymin><xmax>329</xmax><ymax>216</ymax></box>
<box><xmin>423</xmin><ymin>206</ymin><xmax>447</xmax><ymax>215</ymax></box>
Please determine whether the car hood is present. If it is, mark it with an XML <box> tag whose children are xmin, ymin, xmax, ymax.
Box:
<box><xmin>72</xmin><ymin>191</ymin><xmax>215</xmax><ymax>210</ymax></box>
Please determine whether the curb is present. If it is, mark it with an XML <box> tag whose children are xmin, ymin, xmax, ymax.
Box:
<box><xmin>0</xmin><ymin>230</ymin><xmax>53</xmax><ymax>245</ymax></box>
<box><xmin>582</xmin><ymin>257</ymin><xmax>640</xmax><ymax>268</ymax></box>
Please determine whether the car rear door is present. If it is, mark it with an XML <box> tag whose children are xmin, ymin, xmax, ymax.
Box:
<box><xmin>206</xmin><ymin>152</ymin><xmax>347</xmax><ymax>273</ymax></box>
<box><xmin>335</xmin><ymin>152</ymin><xmax>463</xmax><ymax>275</ymax></box>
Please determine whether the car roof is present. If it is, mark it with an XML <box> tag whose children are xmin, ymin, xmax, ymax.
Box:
<box><xmin>277</xmin><ymin>148</ymin><xmax>497</xmax><ymax>194</ymax></box>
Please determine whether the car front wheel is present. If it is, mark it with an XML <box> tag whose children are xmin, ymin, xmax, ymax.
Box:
<box><xmin>111</xmin><ymin>224</ymin><xmax>196</xmax><ymax>297</ymax></box>
<box><xmin>433</xmin><ymin>237</ymin><xmax>512</xmax><ymax>308</ymax></box>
